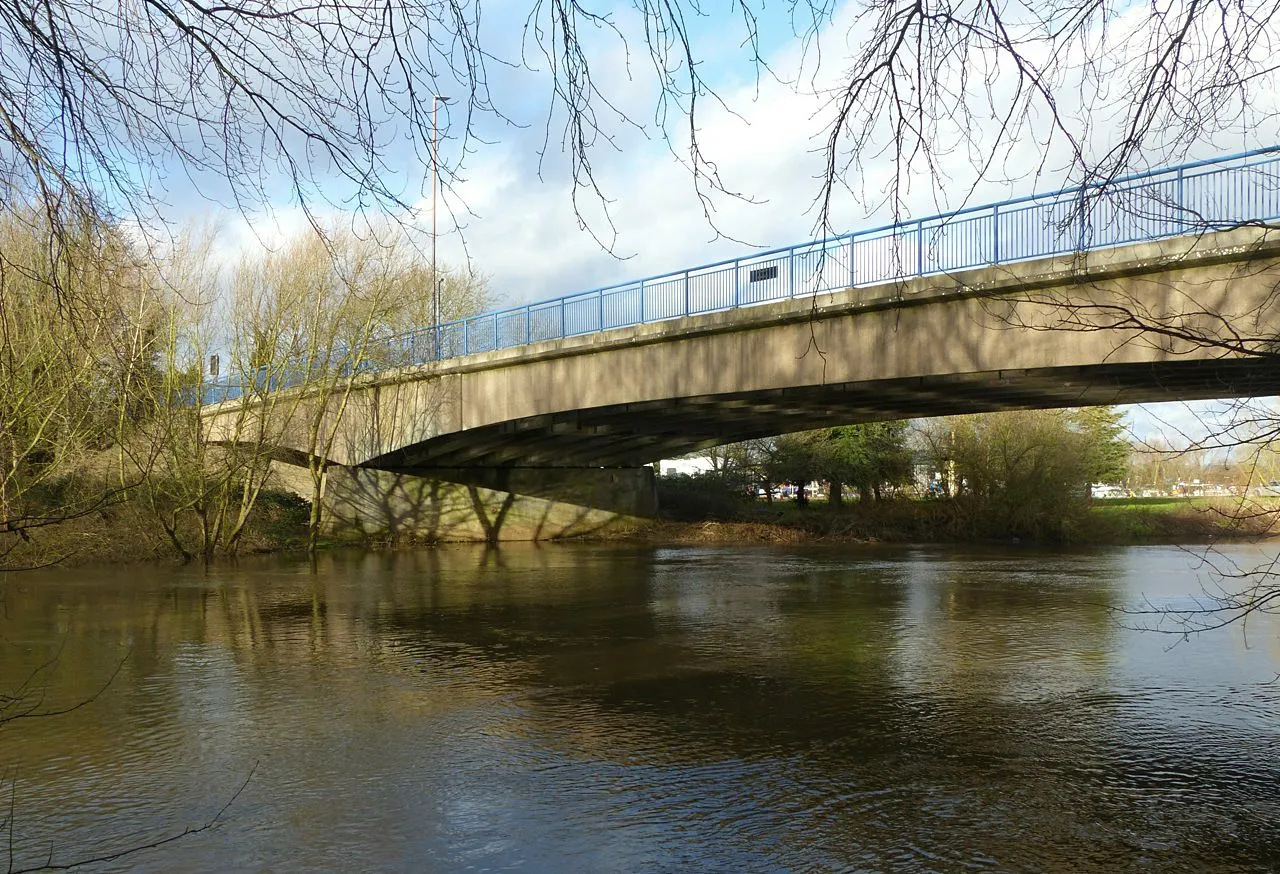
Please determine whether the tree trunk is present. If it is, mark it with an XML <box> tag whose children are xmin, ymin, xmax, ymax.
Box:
<box><xmin>307</xmin><ymin>465</ymin><xmax>328</xmax><ymax>555</ymax></box>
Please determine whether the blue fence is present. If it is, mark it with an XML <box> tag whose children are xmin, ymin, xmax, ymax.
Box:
<box><xmin>203</xmin><ymin>146</ymin><xmax>1280</xmax><ymax>405</ymax></box>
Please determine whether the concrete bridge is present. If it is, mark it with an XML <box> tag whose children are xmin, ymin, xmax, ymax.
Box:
<box><xmin>206</xmin><ymin>223</ymin><xmax>1280</xmax><ymax>541</ymax></box>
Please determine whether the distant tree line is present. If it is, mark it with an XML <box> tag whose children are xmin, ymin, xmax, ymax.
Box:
<box><xmin>666</xmin><ymin>407</ymin><xmax>1140</xmax><ymax>540</ymax></box>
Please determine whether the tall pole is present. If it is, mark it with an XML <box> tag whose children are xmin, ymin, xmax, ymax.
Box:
<box><xmin>431</xmin><ymin>95</ymin><xmax>449</xmax><ymax>354</ymax></box>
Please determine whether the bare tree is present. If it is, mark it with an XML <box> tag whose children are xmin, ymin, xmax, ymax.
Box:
<box><xmin>917</xmin><ymin>408</ymin><xmax>1130</xmax><ymax>540</ymax></box>
<box><xmin>0</xmin><ymin>0</ymin><xmax>775</xmax><ymax>264</ymax></box>
<box><xmin>0</xmin><ymin>206</ymin><xmax>162</xmax><ymax>568</ymax></box>
<box><xmin>961</xmin><ymin>220</ymin><xmax>1280</xmax><ymax>629</ymax></box>
<box><xmin>9</xmin><ymin>0</ymin><xmax>1270</xmax><ymax>260</ymax></box>
<box><xmin>117</xmin><ymin>225</ymin><xmax>298</xmax><ymax>563</ymax></box>
<box><xmin>226</xmin><ymin>224</ymin><xmax>491</xmax><ymax>553</ymax></box>
<box><xmin>814</xmin><ymin>0</ymin><xmax>1280</xmax><ymax>230</ymax></box>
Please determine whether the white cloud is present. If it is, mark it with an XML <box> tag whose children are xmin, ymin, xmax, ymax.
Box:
<box><xmin>217</xmin><ymin>207</ymin><xmax>319</xmax><ymax>265</ymax></box>
<box><xmin>423</xmin><ymin>0</ymin><xmax>1280</xmax><ymax>303</ymax></box>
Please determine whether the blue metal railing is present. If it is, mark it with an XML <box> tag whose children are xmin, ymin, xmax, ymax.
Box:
<box><xmin>202</xmin><ymin>145</ymin><xmax>1280</xmax><ymax>405</ymax></box>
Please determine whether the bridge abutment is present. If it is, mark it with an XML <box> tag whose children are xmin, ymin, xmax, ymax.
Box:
<box><xmin>270</xmin><ymin>463</ymin><xmax>657</xmax><ymax>542</ymax></box>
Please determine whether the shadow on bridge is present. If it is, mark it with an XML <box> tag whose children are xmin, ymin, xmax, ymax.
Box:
<box><xmin>287</xmin><ymin>465</ymin><xmax>654</xmax><ymax>544</ymax></box>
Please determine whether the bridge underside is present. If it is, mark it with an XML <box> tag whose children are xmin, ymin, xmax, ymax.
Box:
<box><xmin>365</xmin><ymin>358</ymin><xmax>1280</xmax><ymax>470</ymax></box>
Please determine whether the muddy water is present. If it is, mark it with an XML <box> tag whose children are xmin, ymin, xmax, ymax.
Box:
<box><xmin>1</xmin><ymin>543</ymin><xmax>1278</xmax><ymax>871</ymax></box>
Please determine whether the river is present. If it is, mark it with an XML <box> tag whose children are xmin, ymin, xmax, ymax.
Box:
<box><xmin>1</xmin><ymin>543</ymin><xmax>1278</xmax><ymax>872</ymax></box>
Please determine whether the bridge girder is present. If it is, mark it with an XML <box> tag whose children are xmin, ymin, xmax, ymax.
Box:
<box><xmin>361</xmin><ymin>358</ymin><xmax>1280</xmax><ymax>470</ymax></box>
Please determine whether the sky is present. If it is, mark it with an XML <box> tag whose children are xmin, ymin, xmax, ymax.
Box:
<box><xmin>203</xmin><ymin>0</ymin><xmax>1280</xmax><ymax>446</ymax></box>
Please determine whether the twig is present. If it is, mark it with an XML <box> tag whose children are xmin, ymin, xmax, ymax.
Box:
<box><xmin>8</xmin><ymin>762</ymin><xmax>258</xmax><ymax>873</ymax></box>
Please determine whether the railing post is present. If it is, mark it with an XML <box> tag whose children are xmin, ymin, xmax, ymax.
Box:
<box><xmin>992</xmin><ymin>204</ymin><xmax>1000</xmax><ymax>263</ymax></box>
<box><xmin>1176</xmin><ymin>167</ymin><xmax>1186</xmax><ymax>234</ymax></box>
<box><xmin>598</xmin><ymin>290</ymin><xmax>604</xmax><ymax>331</ymax></box>
<box><xmin>560</xmin><ymin>300</ymin><xmax>566</xmax><ymax>338</ymax></box>
<box><xmin>916</xmin><ymin>220</ymin><xmax>924</xmax><ymax>276</ymax></box>
<box><xmin>684</xmin><ymin>272</ymin><xmax>691</xmax><ymax>314</ymax></box>
<box><xmin>849</xmin><ymin>234</ymin><xmax>856</xmax><ymax>288</ymax></box>
<box><xmin>639</xmin><ymin>280</ymin><xmax>646</xmax><ymax>323</ymax></box>
<box><xmin>494</xmin><ymin>314</ymin><xmax>500</xmax><ymax>350</ymax></box>
<box><xmin>1078</xmin><ymin>192</ymin><xmax>1088</xmax><ymax>252</ymax></box>
<box><xmin>733</xmin><ymin>260</ymin><xmax>740</xmax><ymax>307</ymax></box>
<box><xmin>789</xmin><ymin>250</ymin><xmax>796</xmax><ymax>297</ymax></box>
<box><xmin>525</xmin><ymin>306</ymin><xmax>532</xmax><ymax>345</ymax></box>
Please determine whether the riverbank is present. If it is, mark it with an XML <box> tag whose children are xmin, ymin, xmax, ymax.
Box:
<box><xmin>619</xmin><ymin>495</ymin><xmax>1280</xmax><ymax>546</ymax></box>
<box><xmin>1</xmin><ymin>488</ymin><xmax>312</xmax><ymax>569</ymax></box>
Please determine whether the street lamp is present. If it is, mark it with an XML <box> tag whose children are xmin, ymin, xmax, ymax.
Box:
<box><xmin>431</xmin><ymin>94</ymin><xmax>450</xmax><ymax>356</ymax></box>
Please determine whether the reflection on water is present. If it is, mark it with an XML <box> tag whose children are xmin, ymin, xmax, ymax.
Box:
<box><xmin>1</xmin><ymin>544</ymin><xmax>1279</xmax><ymax>872</ymax></box>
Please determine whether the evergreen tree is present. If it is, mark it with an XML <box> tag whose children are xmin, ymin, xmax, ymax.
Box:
<box><xmin>1071</xmin><ymin>407</ymin><xmax>1130</xmax><ymax>486</ymax></box>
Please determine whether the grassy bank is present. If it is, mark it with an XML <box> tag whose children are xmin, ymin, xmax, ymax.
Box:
<box><xmin>635</xmin><ymin>495</ymin><xmax>1280</xmax><ymax>546</ymax></box>
<box><xmin>1082</xmin><ymin>496</ymin><xmax>1279</xmax><ymax>542</ymax></box>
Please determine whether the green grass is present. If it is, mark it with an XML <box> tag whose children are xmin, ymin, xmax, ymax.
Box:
<box><xmin>1084</xmin><ymin>496</ymin><xmax>1280</xmax><ymax>542</ymax></box>
<box><xmin>1095</xmin><ymin>496</ymin><xmax>1190</xmax><ymax>509</ymax></box>
<box><xmin>659</xmin><ymin>492</ymin><xmax>1280</xmax><ymax>545</ymax></box>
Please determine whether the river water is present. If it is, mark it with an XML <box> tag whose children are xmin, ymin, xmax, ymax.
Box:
<box><xmin>1</xmin><ymin>543</ymin><xmax>1278</xmax><ymax>872</ymax></box>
